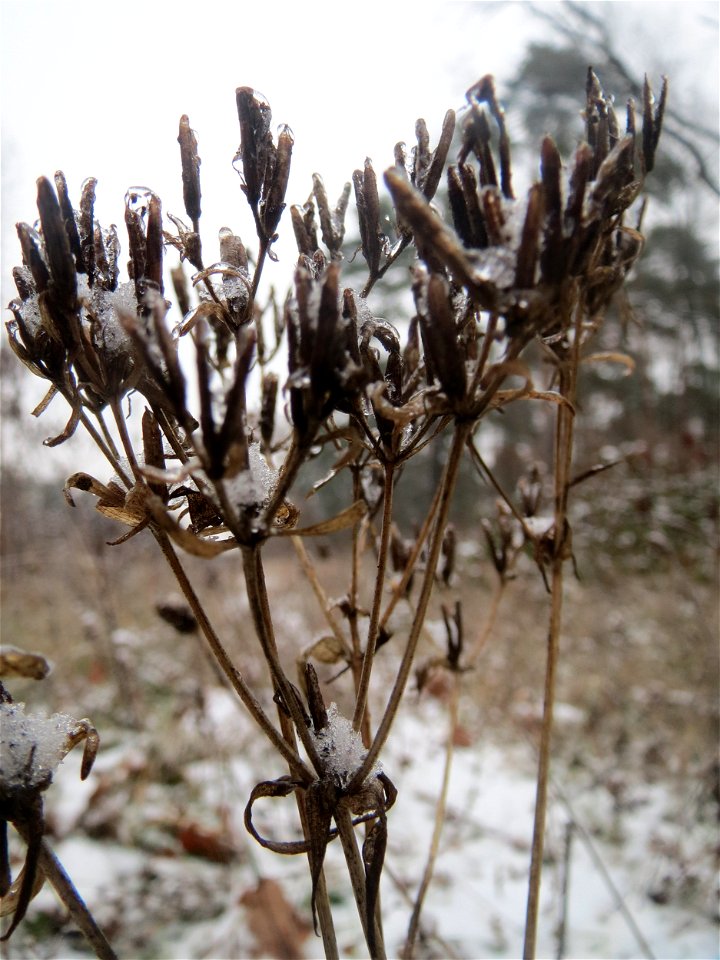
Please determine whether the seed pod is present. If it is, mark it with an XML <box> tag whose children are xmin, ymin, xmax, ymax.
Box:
<box><xmin>54</xmin><ymin>172</ymin><xmax>83</xmax><ymax>272</ymax></box>
<box><xmin>260</xmin><ymin>372</ymin><xmax>278</xmax><ymax>450</ymax></box>
<box><xmin>218</xmin><ymin>327</ymin><xmax>255</xmax><ymax>473</ymax></box>
<box><xmin>448</xmin><ymin>164</ymin><xmax>487</xmax><ymax>249</ymax></box>
<box><xmin>467</xmin><ymin>75</ymin><xmax>514</xmax><ymax>200</ymax></box>
<box><xmin>515</xmin><ymin>183</ymin><xmax>544</xmax><ymax>289</ymax></box>
<box><xmin>312</xmin><ymin>174</ymin><xmax>350</xmax><ymax>256</ymax></box>
<box><xmin>124</xmin><ymin>192</ymin><xmax>147</xmax><ymax>296</ymax></box>
<box><xmin>145</xmin><ymin>193</ymin><xmax>164</xmax><ymax>294</ymax></box>
<box><xmin>539</xmin><ymin>137</ymin><xmax>563</xmax><ymax>284</ymax></box>
<box><xmin>422</xmin><ymin>272</ymin><xmax>466</xmax><ymax>403</ymax></box>
<box><xmin>418</xmin><ymin>110</ymin><xmax>455</xmax><ymax>202</ymax></box>
<box><xmin>171</xmin><ymin>264</ymin><xmax>191</xmax><ymax>317</ymax></box>
<box><xmin>262</xmin><ymin>123</ymin><xmax>294</xmax><ymax>239</ymax></box>
<box><xmin>440</xmin><ymin>526</ymin><xmax>457</xmax><ymax>588</ymax></box>
<box><xmin>16</xmin><ymin>223</ymin><xmax>50</xmax><ymax>294</ymax></box>
<box><xmin>36</xmin><ymin>176</ymin><xmax>77</xmax><ymax>311</ymax></box>
<box><xmin>235</xmin><ymin>87</ymin><xmax>272</xmax><ymax>210</ymax></box>
<box><xmin>642</xmin><ymin>75</ymin><xmax>667</xmax><ymax>174</ymax></box>
<box><xmin>304</xmin><ymin>663</ymin><xmax>328</xmax><ymax>733</ymax></box>
<box><xmin>142</xmin><ymin>409</ymin><xmax>167</xmax><ymax>500</ymax></box>
<box><xmin>12</xmin><ymin>266</ymin><xmax>34</xmax><ymax>302</ymax></box>
<box><xmin>353</xmin><ymin>159</ymin><xmax>381</xmax><ymax>277</ymax></box>
<box><xmin>178</xmin><ymin>114</ymin><xmax>202</xmax><ymax>226</ymax></box>
<box><xmin>291</xmin><ymin>203</ymin><xmax>318</xmax><ymax>257</ymax></box>
<box><xmin>79</xmin><ymin>178</ymin><xmax>98</xmax><ymax>286</ymax></box>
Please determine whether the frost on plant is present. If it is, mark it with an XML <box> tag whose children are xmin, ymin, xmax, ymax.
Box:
<box><xmin>310</xmin><ymin>703</ymin><xmax>382</xmax><ymax>789</ymax></box>
<box><xmin>0</xmin><ymin>702</ymin><xmax>81</xmax><ymax>790</ymax></box>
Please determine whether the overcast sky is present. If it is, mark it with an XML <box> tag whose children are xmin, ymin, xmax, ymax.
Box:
<box><xmin>2</xmin><ymin>1</ymin><xmax>716</xmax><ymax>301</ymax></box>
<box><xmin>1</xmin><ymin>0</ymin><xmax>717</xmax><ymax>474</ymax></box>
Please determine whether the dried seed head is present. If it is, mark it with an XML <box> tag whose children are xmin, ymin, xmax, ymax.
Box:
<box><xmin>36</xmin><ymin>176</ymin><xmax>77</xmax><ymax>311</ymax></box>
<box><xmin>178</xmin><ymin>114</ymin><xmax>202</xmax><ymax>226</ymax></box>
<box><xmin>54</xmin><ymin>171</ymin><xmax>83</xmax><ymax>273</ymax></box>
<box><xmin>260</xmin><ymin>372</ymin><xmax>279</xmax><ymax>450</ymax></box>
<box><xmin>353</xmin><ymin>159</ymin><xmax>382</xmax><ymax>278</ymax></box>
<box><xmin>421</xmin><ymin>272</ymin><xmax>466</xmax><ymax>404</ymax></box>
<box><xmin>79</xmin><ymin>177</ymin><xmax>98</xmax><ymax>285</ymax></box>
<box><xmin>262</xmin><ymin>123</ymin><xmax>294</xmax><ymax>240</ymax></box>
<box><xmin>235</xmin><ymin>87</ymin><xmax>273</xmax><ymax>210</ymax></box>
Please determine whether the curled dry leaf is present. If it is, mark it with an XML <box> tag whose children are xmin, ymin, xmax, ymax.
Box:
<box><xmin>0</xmin><ymin>648</ymin><xmax>51</xmax><ymax>681</ymax></box>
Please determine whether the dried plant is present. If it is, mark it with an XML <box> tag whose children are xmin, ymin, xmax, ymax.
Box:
<box><xmin>4</xmin><ymin>69</ymin><xmax>664</xmax><ymax>957</ymax></box>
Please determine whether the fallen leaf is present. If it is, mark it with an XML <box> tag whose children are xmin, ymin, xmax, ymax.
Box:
<box><xmin>240</xmin><ymin>877</ymin><xmax>311</xmax><ymax>960</ymax></box>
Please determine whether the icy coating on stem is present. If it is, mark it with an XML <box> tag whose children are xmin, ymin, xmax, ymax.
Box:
<box><xmin>309</xmin><ymin>703</ymin><xmax>382</xmax><ymax>789</ymax></box>
<box><xmin>0</xmin><ymin>701</ymin><xmax>79</xmax><ymax>790</ymax></box>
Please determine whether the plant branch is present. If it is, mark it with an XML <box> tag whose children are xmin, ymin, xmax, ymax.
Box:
<box><xmin>352</xmin><ymin>462</ymin><xmax>395</xmax><ymax>733</ymax></box>
<box><xmin>349</xmin><ymin>422</ymin><xmax>471</xmax><ymax>792</ymax></box>
<box><xmin>153</xmin><ymin>529</ymin><xmax>311</xmax><ymax>780</ymax></box>
<box><xmin>523</xmin><ymin>310</ymin><xmax>580</xmax><ymax>960</ymax></box>
<box><xmin>12</xmin><ymin>826</ymin><xmax>117</xmax><ymax>960</ymax></box>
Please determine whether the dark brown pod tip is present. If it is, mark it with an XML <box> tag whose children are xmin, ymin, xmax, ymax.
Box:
<box><xmin>178</xmin><ymin>115</ymin><xmax>202</xmax><ymax>226</ymax></box>
<box><xmin>36</xmin><ymin>176</ymin><xmax>77</xmax><ymax>309</ymax></box>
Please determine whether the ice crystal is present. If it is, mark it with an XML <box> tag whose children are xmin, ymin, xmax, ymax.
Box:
<box><xmin>224</xmin><ymin>442</ymin><xmax>278</xmax><ymax>508</ymax></box>
<box><xmin>0</xmin><ymin>701</ymin><xmax>77</xmax><ymax>791</ymax></box>
<box><xmin>309</xmin><ymin>703</ymin><xmax>381</xmax><ymax>789</ymax></box>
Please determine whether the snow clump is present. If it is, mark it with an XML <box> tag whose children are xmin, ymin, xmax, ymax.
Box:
<box><xmin>310</xmin><ymin>703</ymin><xmax>382</xmax><ymax>789</ymax></box>
<box><xmin>0</xmin><ymin>701</ymin><xmax>78</xmax><ymax>792</ymax></box>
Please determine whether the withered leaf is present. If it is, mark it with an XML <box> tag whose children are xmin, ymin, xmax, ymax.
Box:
<box><xmin>240</xmin><ymin>877</ymin><xmax>311</xmax><ymax>960</ymax></box>
<box><xmin>0</xmin><ymin>647</ymin><xmax>51</xmax><ymax>681</ymax></box>
<box><xmin>302</xmin><ymin>635</ymin><xmax>346</xmax><ymax>666</ymax></box>
<box><xmin>274</xmin><ymin>499</ymin><xmax>368</xmax><ymax>538</ymax></box>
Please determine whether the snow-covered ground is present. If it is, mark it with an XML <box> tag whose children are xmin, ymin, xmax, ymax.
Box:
<box><xmin>5</xmin><ymin>684</ymin><xmax>717</xmax><ymax>960</ymax></box>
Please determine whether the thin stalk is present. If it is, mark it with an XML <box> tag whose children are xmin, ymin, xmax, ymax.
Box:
<box><xmin>360</xmin><ymin>235</ymin><xmax>412</xmax><ymax>299</ymax></box>
<box><xmin>349</xmin><ymin>422</ymin><xmax>471</xmax><ymax>792</ymax></box>
<box><xmin>467</xmin><ymin>574</ymin><xmax>506</xmax><ymax>664</ymax></box>
<box><xmin>110</xmin><ymin>398</ymin><xmax>143</xmax><ymax>483</ymax></box>
<box><xmin>556</xmin><ymin>820</ymin><xmax>573</xmax><ymax>960</ymax></box>
<box><xmin>335</xmin><ymin>803</ymin><xmax>387</xmax><ymax>960</ymax></box>
<box><xmin>352</xmin><ymin>462</ymin><xmax>395</xmax><ymax>733</ymax></box>
<box><xmin>378</xmin><ymin>476</ymin><xmax>444</xmax><ymax>635</ymax></box>
<box><xmin>523</xmin><ymin>314</ymin><xmax>580</xmax><ymax>959</ymax></box>
<box><xmin>402</xmin><ymin>675</ymin><xmax>460</xmax><ymax>959</ymax></box>
<box><xmin>240</xmin><ymin>545</ymin><xmax>323</xmax><ymax>772</ymax></box>
<box><xmin>153</xmin><ymin>529</ymin><xmax>311</xmax><ymax>781</ymax></box>
<box><xmin>12</xmin><ymin>826</ymin><xmax>117</xmax><ymax>960</ymax></box>
<box><xmin>240</xmin><ymin>546</ymin><xmax>339</xmax><ymax>958</ymax></box>
<box><xmin>78</xmin><ymin>408</ymin><xmax>128</xmax><ymax>483</ymax></box>
<box><xmin>291</xmin><ymin>535</ymin><xmax>347</xmax><ymax>651</ymax></box>
<box><xmin>93</xmin><ymin>407</ymin><xmax>123</xmax><ymax>463</ymax></box>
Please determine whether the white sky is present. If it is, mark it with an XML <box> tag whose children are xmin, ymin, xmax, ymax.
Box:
<box><xmin>0</xmin><ymin>2</ymin><xmax>539</xmax><ymax>302</ymax></box>
<box><xmin>0</xmin><ymin>0</ymin><xmax>716</xmax><ymax>474</ymax></box>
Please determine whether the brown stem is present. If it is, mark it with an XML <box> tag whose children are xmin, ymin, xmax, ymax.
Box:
<box><xmin>239</xmin><ymin>548</ymin><xmax>339</xmax><ymax>957</ymax></box>
<box><xmin>349</xmin><ymin>423</ymin><xmax>470</xmax><ymax>792</ymax></box>
<box><xmin>153</xmin><ymin>529</ymin><xmax>311</xmax><ymax>781</ymax></box>
<box><xmin>352</xmin><ymin>462</ymin><xmax>395</xmax><ymax>733</ymax></box>
<box><xmin>241</xmin><ymin>545</ymin><xmax>323</xmax><ymax>773</ymax></box>
<box><xmin>378</xmin><ymin>476</ymin><xmax>443</xmax><ymax>635</ymax></box>
<box><xmin>291</xmin><ymin>536</ymin><xmax>348</xmax><ymax>652</ymax></box>
<box><xmin>335</xmin><ymin>803</ymin><xmax>387</xmax><ymax>960</ymax></box>
<box><xmin>12</xmin><ymin>826</ymin><xmax>117</xmax><ymax>960</ymax></box>
<box><xmin>523</xmin><ymin>319</ymin><xmax>580</xmax><ymax>959</ymax></box>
